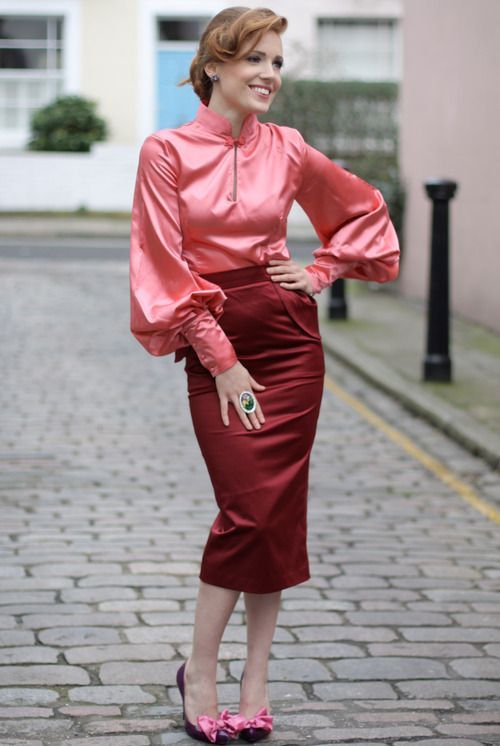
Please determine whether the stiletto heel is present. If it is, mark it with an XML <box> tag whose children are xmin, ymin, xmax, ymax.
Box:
<box><xmin>176</xmin><ymin>662</ymin><xmax>232</xmax><ymax>744</ymax></box>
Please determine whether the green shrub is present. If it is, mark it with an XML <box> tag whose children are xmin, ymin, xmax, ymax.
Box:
<box><xmin>263</xmin><ymin>79</ymin><xmax>404</xmax><ymax>243</ymax></box>
<box><xmin>28</xmin><ymin>95</ymin><xmax>108</xmax><ymax>153</ymax></box>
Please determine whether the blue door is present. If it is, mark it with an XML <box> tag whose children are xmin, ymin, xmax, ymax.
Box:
<box><xmin>156</xmin><ymin>49</ymin><xmax>200</xmax><ymax>130</ymax></box>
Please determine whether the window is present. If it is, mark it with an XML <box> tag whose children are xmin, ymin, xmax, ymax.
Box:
<box><xmin>158</xmin><ymin>18</ymin><xmax>208</xmax><ymax>42</ymax></box>
<box><xmin>317</xmin><ymin>18</ymin><xmax>400</xmax><ymax>81</ymax></box>
<box><xmin>0</xmin><ymin>15</ymin><xmax>64</xmax><ymax>134</ymax></box>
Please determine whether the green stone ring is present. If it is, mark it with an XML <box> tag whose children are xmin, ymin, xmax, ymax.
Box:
<box><xmin>239</xmin><ymin>390</ymin><xmax>256</xmax><ymax>414</ymax></box>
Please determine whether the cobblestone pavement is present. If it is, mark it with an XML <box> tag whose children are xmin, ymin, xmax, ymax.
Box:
<box><xmin>1</xmin><ymin>256</ymin><xmax>500</xmax><ymax>746</ymax></box>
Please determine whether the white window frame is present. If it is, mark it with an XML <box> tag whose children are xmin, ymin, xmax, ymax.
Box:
<box><xmin>0</xmin><ymin>0</ymin><xmax>80</xmax><ymax>149</ymax></box>
<box><xmin>316</xmin><ymin>16</ymin><xmax>401</xmax><ymax>82</ymax></box>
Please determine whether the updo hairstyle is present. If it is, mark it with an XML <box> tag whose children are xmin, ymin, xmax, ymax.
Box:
<box><xmin>180</xmin><ymin>7</ymin><xmax>287</xmax><ymax>103</ymax></box>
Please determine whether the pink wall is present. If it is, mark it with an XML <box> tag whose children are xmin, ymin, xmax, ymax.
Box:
<box><xmin>399</xmin><ymin>0</ymin><xmax>500</xmax><ymax>331</ymax></box>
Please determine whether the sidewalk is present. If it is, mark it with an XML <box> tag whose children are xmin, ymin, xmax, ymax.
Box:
<box><xmin>317</xmin><ymin>283</ymin><xmax>500</xmax><ymax>471</ymax></box>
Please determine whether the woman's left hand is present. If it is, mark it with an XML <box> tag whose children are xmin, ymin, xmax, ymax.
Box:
<box><xmin>266</xmin><ymin>260</ymin><xmax>314</xmax><ymax>295</ymax></box>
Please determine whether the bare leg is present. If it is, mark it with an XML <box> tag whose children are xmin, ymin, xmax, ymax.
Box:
<box><xmin>239</xmin><ymin>590</ymin><xmax>281</xmax><ymax>717</ymax></box>
<box><xmin>184</xmin><ymin>580</ymin><xmax>240</xmax><ymax>722</ymax></box>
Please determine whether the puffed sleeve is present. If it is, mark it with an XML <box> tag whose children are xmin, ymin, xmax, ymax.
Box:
<box><xmin>129</xmin><ymin>134</ymin><xmax>238</xmax><ymax>377</ymax></box>
<box><xmin>295</xmin><ymin>141</ymin><xmax>400</xmax><ymax>294</ymax></box>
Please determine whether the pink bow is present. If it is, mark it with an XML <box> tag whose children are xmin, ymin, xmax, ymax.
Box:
<box><xmin>219</xmin><ymin>709</ymin><xmax>248</xmax><ymax>737</ymax></box>
<box><xmin>197</xmin><ymin>711</ymin><xmax>233</xmax><ymax>743</ymax></box>
<box><xmin>240</xmin><ymin>708</ymin><xmax>273</xmax><ymax>732</ymax></box>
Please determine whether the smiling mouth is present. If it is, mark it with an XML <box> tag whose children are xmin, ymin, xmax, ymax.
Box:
<box><xmin>248</xmin><ymin>85</ymin><xmax>271</xmax><ymax>97</ymax></box>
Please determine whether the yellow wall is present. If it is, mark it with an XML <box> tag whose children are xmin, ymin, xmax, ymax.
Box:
<box><xmin>80</xmin><ymin>0</ymin><xmax>139</xmax><ymax>144</ymax></box>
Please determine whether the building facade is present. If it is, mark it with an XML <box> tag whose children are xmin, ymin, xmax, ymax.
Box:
<box><xmin>0</xmin><ymin>0</ymin><xmax>402</xmax><ymax>149</ymax></box>
<box><xmin>399</xmin><ymin>0</ymin><xmax>500</xmax><ymax>332</ymax></box>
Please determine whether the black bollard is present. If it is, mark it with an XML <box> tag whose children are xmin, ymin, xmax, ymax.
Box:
<box><xmin>328</xmin><ymin>159</ymin><xmax>350</xmax><ymax>320</ymax></box>
<box><xmin>328</xmin><ymin>278</ymin><xmax>348</xmax><ymax>319</ymax></box>
<box><xmin>423</xmin><ymin>178</ymin><xmax>458</xmax><ymax>382</ymax></box>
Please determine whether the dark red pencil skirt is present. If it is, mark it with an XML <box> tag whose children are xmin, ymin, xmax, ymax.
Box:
<box><xmin>184</xmin><ymin>265</ymin><xmax>324</xmax><ymax>593</ymax></box>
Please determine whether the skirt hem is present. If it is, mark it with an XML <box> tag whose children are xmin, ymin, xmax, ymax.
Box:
<box><xmin>199</xmin><ymin>567</ymin><xmax>311</xmax><ymax>595</ymax></box>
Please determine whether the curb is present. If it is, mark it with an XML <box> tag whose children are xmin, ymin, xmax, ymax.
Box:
<box><xmin>320</xmin><ymin>325</ymin><xmax>500</xmax><ymax>471</ymax></box>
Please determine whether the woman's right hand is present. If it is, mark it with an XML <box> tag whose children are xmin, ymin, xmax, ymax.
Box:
<box><xmin>215</xmin><ymin>361</ymin><xmax>266</xmax><ymax>430</ymax></box>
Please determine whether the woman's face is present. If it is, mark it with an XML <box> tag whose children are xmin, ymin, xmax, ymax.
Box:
<box><xmin>208</xmin><ymin>30</ymin><xmax>284</xmax><ymax>116</ymax></box>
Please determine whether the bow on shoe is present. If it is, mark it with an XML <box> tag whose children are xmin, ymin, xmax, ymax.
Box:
<box><xmin>242</xmin><ymin>708</ymin><xmax>273</xmax><ymax>732</ymax></box>
<box><xmin>197</xmin><ymin>712</ymin><xmax>233</xmax><ymax>743</ymax></box>
<box><xmin>219</xmin><ymin>709</ymin><xmax>248</xmax><ymax>737</ymax></box>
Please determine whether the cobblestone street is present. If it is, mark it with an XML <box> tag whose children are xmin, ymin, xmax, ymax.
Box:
<box><xmin>1</xmin><ymin>255</ymin><xmax>500</xmax><ymax>745</ymax></box>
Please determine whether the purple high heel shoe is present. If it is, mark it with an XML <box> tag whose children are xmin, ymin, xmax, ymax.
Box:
<box><xmin>176</xmin><ymin>662</ymin><xmax>232</xmax><ymax>744</ymax></box>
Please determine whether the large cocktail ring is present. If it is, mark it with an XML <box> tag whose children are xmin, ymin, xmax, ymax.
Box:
<box><xmin>239</xmin><ymin>391</ymin><xmax>256</xmax><ymax>414</ymax></box>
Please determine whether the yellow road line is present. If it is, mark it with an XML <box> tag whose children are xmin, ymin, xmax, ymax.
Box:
<box><xmin>324</xmin><ymin>374</ymin><xmax>500</xmax><ymax>526</ymax></box>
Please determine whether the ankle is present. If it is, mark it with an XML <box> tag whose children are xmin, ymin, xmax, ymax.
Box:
<box><xmin>186</xmin><ymin>656</ymin><xmax>217</xmax><ymax>682</ymax></box>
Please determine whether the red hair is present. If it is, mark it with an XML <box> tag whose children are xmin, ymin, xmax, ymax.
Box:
<box><xmin>179</xmin><ymin>7</ymin><xmax>287</xmax><ymax>102</ymax></box>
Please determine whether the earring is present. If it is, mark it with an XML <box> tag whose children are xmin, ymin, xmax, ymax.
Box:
<box><xmin>211</xmin><ymin>74</ymin><xmax>219</xmax><ymax>82</ymax></box>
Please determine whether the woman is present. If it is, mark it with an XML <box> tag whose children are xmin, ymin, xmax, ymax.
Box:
<box><xmin>130</xmin><ymin>6</ymin><xmax>399</xmax><ymax>744</ymax></box>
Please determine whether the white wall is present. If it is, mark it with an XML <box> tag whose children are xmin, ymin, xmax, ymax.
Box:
<box><xmin>0</xmin><ymin>145</ymin><xmax>137</xmax><ymax>211</ymax></box>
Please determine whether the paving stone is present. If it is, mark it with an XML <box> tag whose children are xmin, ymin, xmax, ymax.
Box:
<box><xmin>398</xmin><ymin>680</ymin><xmax>500</xmax><ymax>698</ymax></box>
<box><xmin>0</xmin><ymin>719</ymin><xmax>73</xmax><ymax>737</ymax></box>
<box><xmin>60</xmin><ymin>587</ymin><xmax>138</xmax><ymax>603</ymax></box>
<box><xmin>0</xmin><ymin>591</ymin><xmax>55</xmax><ymax>604</ymax></box>
<box><xmin>0</xmin><ymin>630</ymin><xmax>36</xmax><ymax>646</ymax></box>
<box><xmin>0</xmin><ymin>740</ymin><xmax>43</xmax><ymax>746</ymax></box>
<box><xmin>58</xmin><ymin>738</ymin><xmax>150</xmax><ymax>746</ymax></box>
<box><xmin>449</xmin><ymin>657</ymin><xmax>500</xmax><ymax>678</ymax></box>
<box><xmin>394</xmin><ymin>738</ymin><xmax>484</xmax><ymax>746</ymax></box>
<box><xmin>293</xmin><ymin>625</ymin><xmax>397</xmax><ymax>642</ymax></box>
<box><xmin>313</xmin><ymin>682</ymin><xmax>397</xmax><ymax>700</ymax></box>
<box><xmin>272</xmin><ymin>642</ymin><xmax>365</xmax><ymax>659</ymax></box>
<box><xmin>401</xmin><ymin>627</ymin><xmax>500</xmax><ymax>642</ymax></box>
<box><xmin>345</xmin><ymin>611</ymin><xmax>452</xmax><ymax>626</ymax></box>
<box><xmin>68</xmin><ymin>685</ymin><xmax>156</xmax><ymax>704</ymax></box>
<box><xmin>0</xmin><ymin>578</ymin><xmax>74</xmax><ymax>590</ymax></box>
<box><xmin>84</xmin><ymin>717</ymin><xmax>176</xmax><ymax>734</ymax></box>
<box><xmin>30</xmin><ymin>562</ymin><xmax>123</xmax><ymax>576</ymax></box>
<box><xmin>453</xmin><ymin>612</ymin><xmax>500</xmax><ymax>627</ymax></box>
<box><xmin>0</xmin><ymin>707</ymin><xmax>53</xmax><ymax>718</ymax></box>
<box><xmin>64</xmin><ymin>643</ymin><xmax>175</xmax><ymax>664</ymax></box>
<box><xmin>38</xmin><ymin>626</ymin><xmax>122</xmax><ymax>646</ymax></box>
<box><xmin>352</xmin><ymin>711</ymin><xmax>438</xmax><ymax>724</ymax></box>
<box><xmin>0</xmin><ymin>689</ymin><xmax>59</xmax><ymax>705</ymax></box>
<box><xmin>77</xmin><ymin>574</ymin><xmax>182</xmax><ymax>587</ymax></box>
<box><xmin>313</xmin><ymin>726</ymin><xmax>432</xmax><ymax>741</ymax></box>
<box><xmin>356</xmin><ymin>699</ymin><xmax>454</xmax><ymax>710</ymax></box>
<box><xmin>448</xmin><ymin>712</ymin><xmax>500</xmax><ymax>723</ymax></box>
<box><xmin>21</xmin><ymin>612</ymin><xmax>138</xmax><ymax>628</ymax></box>
<box><xmin>0</xmin><ymin>665</ymin><xmax>89</xmax><ymax>685</ymax></box>
<box><xmin>436</xmin><ymin>724</ymin><xmax>500</xmax><ymax>737</ymax></box>
<box><xmin>0</xmin><ymin>615</ymin><xmax>16</xmax><ymax>628</ymax></box>
<box><xmin>231</xmin><ymin>658</ymin><xmax>332</xmax><ymax>683</ymax></box>
<box><xmin>99</xmin><ymin>660</ymin><xmax>180</xmax><ymax>685</ymax></box>
<box><xmin>58</xmin><ymin>705</ymin><xmax>122</xmax><ymax>716</ymax></box>
<box><xmin>0</xmin><ymin>565</ymin><xmax>26</xmax><ymax>577</ymax></box>
<box><xmin>273</xmin><ymin>611</ymin><xmax>342</xmax><ymax>626</ymax></box>
<box><xmin>0</xmin><ymin>646</ymin><xmax>59</xmax><ymax>664</ymax></box>
<box><xmin>98</xmin><ymin>599</ymin><xmax>180</xmax><ymax>612</ymax></box>
<box><xmin>330</xmin><ymin>657</ymin><xmax>448</xmax><ymax>680</ymax></box>
<box><xmin>367</xmin><ymin>642</ymin><xmax>480</xmax><ymax>657</ymax></box>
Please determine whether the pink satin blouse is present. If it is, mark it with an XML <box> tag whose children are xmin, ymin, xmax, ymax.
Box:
<box><xmin>130</xmin><ymin>102</ymin><xmax>399</xmax><ymax>377</ymax></box>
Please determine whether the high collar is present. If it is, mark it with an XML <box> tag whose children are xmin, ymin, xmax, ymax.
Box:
<box><xmin>194</xmin><ymin>103</ymin><xmax>258</xmax><ymax>146</ymax></box>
